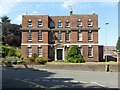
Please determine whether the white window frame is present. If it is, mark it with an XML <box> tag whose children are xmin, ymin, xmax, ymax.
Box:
<box><xmin>38</xmin><ymin>19</ymin><xmax>43</xmax><ymax>27</ymax></box>
<box><xmin>77</xmin><ymin>20</ymin><xmax>82</xmax><ymax>27</ymax></box>
<box><xmin>27</xmin><ymin>47</ymin><xmax>32</xmax><ymax>57</ymax></box>
<box><xmin>38</xmin><ymin>47</ymin><xmax>42</xmax><ymax>57</ymax></box>
<box><xmin>88</xmin><ymin>19</ymin><xmax>93</xmax><ymax>27</ymax></box>
<box><xmin>38</xmin><ymin>31</ymin><xmax>42</xmax><ymax>41</ymax></box>
<box><xmin>88</xmin><ymin>47</ymin><xmax>93</xmax><ymax>57</ymax></box>
<box><xmin>78</xmin><ymin>32</ymin><xmax>82</xmax><ymax>41</ymax></box>
<box><xmin>88</xmin><ymin>31</ymin><xmax>93</xmax><ymax>41</ymax></box>
<box><xmin>55</xmin><ymin>48</ymin><xmax>65</xmax><ymax>61</ymax></box>
<box><xmin>28</xmin><ymin>19</ymin><xmax>32</xmax><ymax>27</ymax></box>
<box><xmin>58</xmin><ymin>31</ymin><xmax>62</xmax><ymax>42</ymax></box>
<box><xmin>58</xmin><ymin>21</ymin><xmax>62</xmax><ymax>27</ymax></box>
<box><xmin>66</xmin><ymin>21</ymin><xmax>70</xmax><ymax>27</ymax></box>
<box><xmin>79</xmin><ymin>47</ymin><xmax>83</xmax><ymax>55</ymax></box>
<box><xmin>65</xmin><ymin>31</ymin><xmax>70</xmax><ymax>42</ymax></box>
<box><xmin>28</xmin><ymin>31</ymin><xmax>32</xmax><ymax>42</ymax></box>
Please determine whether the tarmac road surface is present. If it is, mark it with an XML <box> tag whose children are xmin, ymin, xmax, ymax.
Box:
<box><xmin>2</xmin><ymin>67</ymin><xmax>119</xmax><ymax>89</ymax></box>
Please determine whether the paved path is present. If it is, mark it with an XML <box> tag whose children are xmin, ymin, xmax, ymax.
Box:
<box><xmin>2</xmin><ymin>67</ymin><xmax>119</xmax><ymax>89</ymax></box>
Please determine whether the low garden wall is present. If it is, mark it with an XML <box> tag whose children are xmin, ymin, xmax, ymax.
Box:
<box><xmin>11</xmin><ymin>63</ymin><xmax>119</xmax><ymax>72</ymax></box>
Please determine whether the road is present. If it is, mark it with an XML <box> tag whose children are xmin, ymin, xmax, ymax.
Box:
<box><xmin>2</xmin><ymin>67</ymin><xmax>119</xmax><ymax>89</ymax></box>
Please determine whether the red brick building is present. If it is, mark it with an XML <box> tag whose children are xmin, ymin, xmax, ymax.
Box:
<box><xmin>21</xmin><ymin>10</ymin><xmax>103</xmax><ymax>62</ymax></box>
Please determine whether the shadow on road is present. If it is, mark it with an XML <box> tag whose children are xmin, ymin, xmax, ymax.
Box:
<box><xmin>2</xmin><ymin>66</ymin><xmax>109</xmax><ymax>89</ymax></box>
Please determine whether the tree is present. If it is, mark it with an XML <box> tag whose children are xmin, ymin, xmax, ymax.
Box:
<box><xmin>1</xmin><ymin>16</ymin><xmax>11</xmax><ymax>24</ymax></box>
<box><xmin>2</xmin><ymin>24</ymin><xmax>21</xmax><ymax>47</ymax></box>
<box><xmin>116</xmin><ymin>36</ymin><xmax>120</xmax><ymax>52</ymax></box>
<box><xmin>66</xmin><ymin>45</ymin><xmax>84</xmax><ymax>63</ymax></box>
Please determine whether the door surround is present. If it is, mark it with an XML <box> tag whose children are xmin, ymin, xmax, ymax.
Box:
<box><xmin>55</xmin><ymin>48</ymin><xmax>64</xmax><ymax>61</ymax></box>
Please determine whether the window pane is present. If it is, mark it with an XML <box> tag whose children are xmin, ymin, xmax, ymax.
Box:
<box><xmin>38</xmin><ymin>32</ymin><xmax>42</xmax><ymax>41</ymax></box>
<box><xmin>38</xmin><ymin>47</ymin><xmax>42</xmax><ymax>57</ymax></box>
<box><xmin>79</xmin><ymin>47</ymin><xmax>82</xmax><ymax>55</ymax></box>
<box><xmin>66</xmin><ymin>22</ymin><xmax>70</xmax><ymax>27</ymax></box>
<box><xmin>51</xmin><ymin>32</ymin><xmax>55</xmax><ymax>42</ymax></box>
<box><xmin>28</xmin><ymin>32</ymin><xmax>32</xmax><ymax>41</ymax></box>
<box><xmin>78</xmin><ymin>21</ymin><xmax>82</xmax><ymax>26</ymax></box>
<box><xmin>78</xmin><ymin>32</ymin><xmax>82</xmax><ymax>41</ymax></box>
<box><xmin>88</xmin><ymin>21</ymin><xmax>93</xmax><ymax>26</ymax></box>
<box><xmin>27</xmin><ymin>47</ymin><xmax>32</xmax><ymax>57</ymax></box>
<box><xmin>50</xmin><ymin>21</ymin><xmax>55</xmax><ymax>27</ymax></box>
<box><xmin>58</xmin><ymin>32</ymin><xmax>62</xmax><ymax>42</ymax></box>
<box><xmin>88</xmin><ymin>47</ymin><xmax>93</xmax><ymax>57</ymax></box>
<box><xmin>38</xmin><ymin>21</ymin><xmax>42</xmax><ymax>26</ymax></box>
<box><xmin>66</xmin><ymin>32</ymin><xmax>69</xmax><ymax>41</ymax></box>
<box><xmin>28</xmin><ymin>21</ymin><xmax>32</xmax><ymax>27</ymax></box>
<box><xmin>58</xmin><ymin>22</ymin><xmax>62</xmax><ymax>27</ymax></box>
<box><xmin>88</xmin><ymin>32</ymin><xmax>92</xmax><ymax>41</ymax></box>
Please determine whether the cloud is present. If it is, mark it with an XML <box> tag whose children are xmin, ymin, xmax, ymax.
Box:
<box><xmin>13</xmin><ymin>11</ymin><xmax>40</xmax><ymax>24</ymax></box>
<box><xmin>14</xmin><ymin>14</ymin><xmax>22</xmax><ymax>24</ymax></box>
<box><xmin>62</xmin><ymin>0</ymin><xmax>78</xmax><ymax>8</ymax></box>
<box><xmin>0</xmin><ymin>0</ymin><xmax>23</xmax><ymax>17</ymax></box>
<box><xmin>100</xmin><ymin>2</ymin><xmax>118</xmax><ymax>6</ymax></box>
<box><xmin>32</xmin><ymin>11</ymin><xmax>39</xmax><ymax>14</ymax></box>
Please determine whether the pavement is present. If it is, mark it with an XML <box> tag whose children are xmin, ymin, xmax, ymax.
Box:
<box><xmin>2</xmin><ymin>67</ymin><xmax>119</xmax><ymax>89</ymax></box>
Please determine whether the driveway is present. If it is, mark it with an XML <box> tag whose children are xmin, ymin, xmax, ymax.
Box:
<box><xmin>2</xmin><ymin>67</ymin><xmax>119</xmax><ymax>89</ymax></box>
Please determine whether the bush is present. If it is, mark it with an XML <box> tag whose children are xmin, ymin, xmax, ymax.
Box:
<box><xmin>66</xmin><ymin>45</ymin><xmax>84</xmax><ymax>63</ymax></box>
<box><xmin>4</xmin><ymin>56</ymin><xmax>20</xmax><ymax>63</ymax></box>
<box><xmin>2</xmin><ymin>45</ymin><xmax>16</xmax><ymax>57</ymax></box>
<box><xmin>27</xmin><ymin>53</ymin><xmax>37</xmax><ymax>63</ymax></box>
<box><xmin>15</xmin><ymin>48</ymin><xmax>21</xmax><ymax>58</ymax></box>
<box><xmin>17</xmin><ymin>57</ymin><xmax>26</xmax><ymax>64</ymax></box>
<box><xmin>35</xmin><ymin>57</ymin><xmax>48</xmax><ymax>64</ymax></box>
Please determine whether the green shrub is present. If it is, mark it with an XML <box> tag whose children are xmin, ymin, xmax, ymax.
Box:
<box><xmin>66</xmin><ymin>45</ymin><xmax>84</xmax><ymax>63</ymax></box>
<box><xmin>17</xmin><ymin>57</ymin><xmax>26</xmax><ymax>64</ymax></box>
<box><xmin>35</xmin><ymin>57</ymin><xmax>48</xmax><ymax>64</ymax></box>
<box><xmin>15</xmin><ymin>48</ymin><xmax>21</xmax><ymax>58</ymax></box>
<box><xmin>4</xmin><ymin>56</ymin><xmax>20</xmax><ymax>63</ymax></box>
<box><xmin>27</xmin><ymin>53</ymin><xmax>37</xmax><ymax>63</ymax></box>
<box><xmin>7</xmin><ymin>47</ymin><xmax>16</xmax><ymax>56</ymax></box>
<box><xmin>2</xmin><ymin>46</ymin><xmax>16</xmax><ymax>57</ymax></box>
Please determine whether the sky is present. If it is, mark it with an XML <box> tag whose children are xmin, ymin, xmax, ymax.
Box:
<box><xmin>0</xmin><ymin>0</ymin><xmax>119</xmax><ymax>46</ymax></box>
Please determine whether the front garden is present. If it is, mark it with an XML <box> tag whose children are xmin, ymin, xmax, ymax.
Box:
<box><xmin>1</xmin><ymin>45</ymin><xmax>118</xmax><ymax>67</ymax></box>
<box><xmin>1</xmin><ymin>45</ymin><xmax>48</xmax><ymax>67</ymax></box>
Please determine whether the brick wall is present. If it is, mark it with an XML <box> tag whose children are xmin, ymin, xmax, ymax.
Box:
<box><xmin>21</xmin><ymin>13</ymin><xmax>100</xmax><ymax>62</ymax></box>
<box><xmin>22</xmin><ymin>15</ymin><xmax>49</xmax><ymax>28</ymax></box>
<box><xmin>21</xmin><ymin>46</ymin><xmax>27</xmax><ymax>58</ymax></box>
<box><xmin>70</xmin><ymin>14</ymin><xmax>98</xmax><ymax>28</ymax></box>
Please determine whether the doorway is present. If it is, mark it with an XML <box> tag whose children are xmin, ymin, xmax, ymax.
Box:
<box><xmin>57</xmin><ymin>49</ymin><xmax>63</xmax><ymax>60</ymax></box>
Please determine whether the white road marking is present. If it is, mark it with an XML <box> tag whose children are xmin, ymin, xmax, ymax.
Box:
<box><xmin>90</xmin><ymin>82</ymin><xmax>107</xmax><ymax>88</ymax></box>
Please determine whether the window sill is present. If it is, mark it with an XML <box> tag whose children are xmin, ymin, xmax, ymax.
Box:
<box><xmin>38</xmin><ymin>40</ymin><xmax>43</xmax><ymax>42</ymax></box>
<box><xmin>38</xmin><ymin>56</ymin><xmax>42</xmax><ymax>57</ymax></box>
<box><xmin>66</xmin><ymin>40</ymin><xmax>70</xmax><ymax>42</ymax></box>
<box><xmin>88</xmin><ymin>40</ymin><xmax>93</xmax><ymax>42</ymax></box>
<box><xmin>28</xmin><ymin>40</ymin><xmax>32</xmax><ymax>42</ymax></box>
<box><xmin>88</xmin><ymin>25</ymin><xmax>93</xmax><ymax>27</ymax></box>
<box><xmin>58</xmin><ymin>26</ymin><xmax>63</xmax><ymax>28</ymax></box>
<box><xmin>60</xmin><ymin>40</ymin><xmax>62</xmax><ymax>42</ymax></box>
<box><xmin>58</xmin><ymin>40</ymin><xmax>62</xmax><ymax>43</ymax></box>
<box><xmin>78</xmin><ymin>40</ymin><xmax>82</xmax><ymax>42</ymax></box>
<box><xmin>65</xmin><ymin>26</ymin><xmax>70</xmax><ymax>28</ymax></box>
<box><xmin>88</xmin><ymin>56</ymin><xmax>93</xmax><ymax>58</ymax></box>
<box><xmin>28</xmin><ymin>25</ymin><xmax>33</xmax><ymax>28</ymax></box>
<box><xmin>38</xmin><ymin>26</ymin><xmax>43</xmax><ymax>28</ymax></box>
<box><xmin>77</xmin><ymin>25</ymin><xmax>82</xmax><ymax>27</ymax></box>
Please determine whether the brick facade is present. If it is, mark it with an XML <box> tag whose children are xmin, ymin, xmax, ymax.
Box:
<box><xmin>21</xmin><ymin>10</ymin><xmax>102</xmax><ymax>62</ymax></box>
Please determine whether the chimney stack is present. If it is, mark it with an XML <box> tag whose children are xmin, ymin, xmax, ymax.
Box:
<box><xmin>70</xmin><ymin>6</ymin><xmax>73</xmax><ymax>15</ymax></box>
